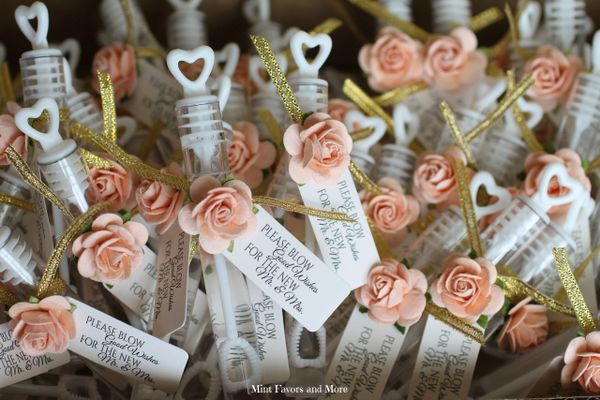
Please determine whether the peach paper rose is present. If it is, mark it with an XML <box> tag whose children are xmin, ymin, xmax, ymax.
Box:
<box><xmin>9</xmin><ymin>296</ymin><xmax>76</xmax><ymax>356</ymax></box>
<box><xmin>328</xmin><ymin>99</ymin><xmax>357</xmax><ymax>122</ymax></box>
<box><xmin>561</xmin><ymin>331</ymin><xmax>600</xmax><ymax>393</ymax></box>
<box><xmin>355</xmin><ymin>259</ymin><xmax>427</xmax><ymax>326</ymax></box>
<box><xmin>178</xmin><ymin>176</ymin><xmax>257</xmax><ymax>254</ymax></box>
<box><xmin>72</xmin><ymin>213</ymin><xmax>148</xmax><ymax>284</ymax></box>
<box><xmin>0</xmin><ymin>102</ymin><xmax>28</xmax><ymax>165</ymax></box>
<box><xmin>523</xmin><ymin>45</ymin><xmax>582</xmax><ymax>112</ymax></box>
<box><xmin>135</xmin><ymin>163</ymin><xmax>186</xmax><ymax>234</ymax></box>
<box><xmin>228</xmin><ymin>121</ymin><xmax>277</xmax><ymax>189</ymax></box>
<box><xmin>412</xmin><ymin>146</ymin><xmax>467</xmax><ymax>205</ymax></box>
<box><xmin>359</xmin><ymin>177</ymin><xmax>420</xmax><ymax>247</ymax></box>
<box><xmin>283</xmin><ymin>112</ymin><xmax>352</xmax><ymax>186</ymax></box>
<box><xmin>358</xmin><ymin>27</ymin><xmax>424</xmax><ymax>93</ymax></box>
<box><xmin>86</xmin><ymin>157</ymin><xmax>134</xmax><ymax>212</ymax></box>
<box><xmin>497</xmin><ymin>297</ymin><xmax>548</xmax><ymax>353</ymax></box>
<box><xmin>92</xmin><ymin>43</ymin><xmax>137</xmax><ymax>101</ymax></box>
<box><xmin>429</xmin><ymin>253</ymin><xmax>504</xmax><ymax>323</ymax></box>
<box><xmin>523</xmin><ymin>149</ymin><xmax>591</xmax><ymax>216</ymax></box>
<box><xmin>423</xmin><ymin>27</ymin><xmax>487</xmax><ymax>92</ymax></box>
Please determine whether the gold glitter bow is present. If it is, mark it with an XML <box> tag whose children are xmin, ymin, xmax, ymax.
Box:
<box><xmin>348</xmin><ymin>160</ymin><xmax>383</xmax><ymax>195</ymax></box>
<box><xmin>80</xmin><ymin>149</ymin><xmax>114</xmax><ymax>170</ymax></box>
<box><xmin>451</xmin><ymin>157</ymin><xmax>483</xmax><ymax>256</ymax></box>
<box><xmin>373</xmin><ymin>81</ymin><xmax>429</xmax><ymax>107</ymax></box>
<box><xmin>37</xmin><ymin>201</ymin><xmax>111</xmax><ymax>299</ymax></box>
<box><xmin>0</xmin><ymin>62</ymin><xmax>16</xmax><ymax>110</ymax></box>
<box><xmin>5</xmin><ymin>146</ymin><xmax>74</xmax><ymax>220</ymax></box>
<box><xmin>554</xmin><ymin>245</ymin><xmax>600</xmax><ymax>303</ymax></box>
<box><xmin>257</xmin><ymin>109</ymin><xmax>284</xmax><ymax>148</ymax></box>
<box><xmin>0</xmin><ymin>193</ymin><xmax>35</xmax><ymax>213</ymax></box>
<box><xmin>347</xmin><ymin>0</ymin><xmax>429</xmax><ymax>41</ymax></box>
<box><xmin>552</xmin><ymin>247</ymin><xmax>597</xmax><ymax>335</ymax></box>
<box><xmin>343</xmin><ymin>79</ymin><xmax>394</xmax><ymax>135</ymax></box>
<box><xmin>0</xmin><ymin>286</ymin><xmax>20</xmax><ymax>306</ymax></box>
<box><xmin>253</xmin><ymin>196</ymin><xmax>356</xmax><ymax>223</ymax></box>
<box><xmin>506</xmin><ymin>70</ymin><xmax>543</xmax><ymax>152</ymax></box>
<box><xmin>469</xmin><ymin>7</ymin><xmax>504</xmax><ymax>32</ymax></box>
<box><xmin>426</xmin><ymin>302</ymin><xmax>485</xmax><ymax>344</ymax></box>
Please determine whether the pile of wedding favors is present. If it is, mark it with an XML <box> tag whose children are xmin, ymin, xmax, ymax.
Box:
<box><xmin>0</xmin><ymin>0</ymin><xmax>599</xmax><ymax>398</ymax></box>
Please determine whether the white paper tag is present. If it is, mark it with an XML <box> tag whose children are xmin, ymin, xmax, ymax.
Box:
<box><xmin>0</xmin><ymin>322</ymin><xmax>70</xmax><ymax>388</ymax></box>
<box><xmin>121</xmin><ymin>60</ymin><xmax>182</xmax><ymax>132</ymax></box>
<box><xmin>297</xmin><ymin>170</ymin><xmax>379</xmax><ymax>289</ymax></box>
<box><xmin>182</xmin><ymin>289</ymin><xmax>209</xmax><ymax>355</ymax></box>
<box><xmin>247</xmin><ymin>280</ymin><xmax>290</xmax><ymax>383</ymax></box>
<box><xmin>152</xmin><ymin>225</ymin><xmax>190</xmax><ymax>338</ymax></box>
<box><xmin>223</xmin><ymin>205</ymin><xmax>350</xmax><ymax>332</ymax></box>
<box><xmin>407</xmin><ymin>315</ymin><xmax>481</xmax><ymax>400</ymax></box>
<box><xmin>67</xmin><ymin>298</ymin><xmax>188</xmax><ymax>392</ymax></box>
<box><xmin>105</xmin><ymin>246</ymin><xmax>157</xmax><ymax>323</ymax></box>
<box><xmin>323</xmin><ymin>305</ymin><xmax>406</xmax><ymax>400</ymax></box>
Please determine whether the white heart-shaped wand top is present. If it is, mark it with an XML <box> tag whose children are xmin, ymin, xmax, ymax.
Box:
<box><xmin>392</xmin><ymin>104</ymin><xmax>419</xmax><ymax>145</ymax></box>
<box><xmin>214</xmin><ymin>43</ymin><xmax>240</xmax><ymax>79</ymax></box>
<box><xmin>249</xmin><ymin>53</ymin><xmax>287</xmax><ymax>92</ymax></box>
<box><xmin>167</xmin><ymin>46</ymin><xmax>215</xmax><ymax>98</ymax></box>
<box><xmin>243</xmin><ymin>0</ymin><xmax>269</xmax><ymax>24</ymax></box>
<box><xmin>518</xmin><ymin>1</ymin><xmax>542</xmax><ymax>40</ymax></box>
<box><xmin>469</xmin><ymin>171</ymin><xmax>512</xmax><ymax>220</ymax></box>
<box><xmin>57</xmin><ymin>38</ymin><xmax>81</xmax><ymax>73</ymax></box>
<box><xmin>290</xmin><ymin>31</ymin><xmax>332</xmax><ymax>78</ymax></box>
<box><xmin>210</xmin><ymin>76</ymin><xmax>231</xmax><ymax>112</ymax></box>
<box><xmin>345</xmin><ymin>110</ymin><xmax>386</xmax><ymax>153</ymax></box>
<box><xmin>15</xmin><ymin>97</ymin><xmax>62</xmax><ymax>152</ymax></box>
<box><xmin>15</xmin><ymin>2</ymin><xmax>49</xmax><ymax>50</ymax></box>
<box><xmin>530</xmin><ymin>162</ymin><xmax>584</xmax><ymax>213</ymax></box>
<box><xmin>168</xmin><ymin>0</ymin><xmax>203</xmax><ymax>10</ymax></box>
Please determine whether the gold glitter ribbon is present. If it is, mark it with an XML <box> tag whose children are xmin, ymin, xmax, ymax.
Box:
<box><xmin>136</xmin><ymin>47</ymin><xmax>167</xmax><ymax>60</ymax></box>
<box><xmin>552</xmin><ymin>247</ymin><xmax>597</xmax><ymax>334</ymax></box>
<box><xmin>0</xmin><ymin>62</ymin><xmax>16</xmax><ymax>109</ymax></box>
<box><xmin>97</xmin><ymin>71</ymin><xmax>118</xmax><ymax>144</ymax></box>
<box><xmin>425</xmin><ymin>302</ymin><xmax>485</xmax><ymax>344</ymax></box>
<box><xmin>253</xmin><ymin>196</ymin><xmax>356</xmax><ymax>223</ymax></box>
<box><xmin>367</xmin><ymin>216</ymin><xmax>394</xmax><ymax>260</ymax></box>
<box><xmin>554</xmin><ymin>245</ymin><xmax>600</xmax><ymax>303</ymax></box>
<box><xmin>0</xmin><ymin>193</ymin><xmax>35</xmax><ymax>213</ymax></box>
<box><xmin>80</xmin><ymin>149</ymin><xmax>113</xmax><ymax>170</ymax></box>
<box><xmin>505</xmin><ymin>3</ymin><xmax>535</xmax><ymax>62</ymax></box>
<box><xmin>251</xmin><ymin>35</ymin><xmax>304</xmax><ymax>124</ymax></box>
<box><xmin>138</xmin><ymin>121</ymin><xmax>163</xmax><ymax>161</ymax></box>
<box><xmin>70</xmin><ymin>121</ymin><xmax>190</xmax><ymax>192</ymax></box>
<box><xmin>31</xmin><ymin>109</ymin><xmax>70</xmax><ymax>132</ymax></box>
<box><xmin>469</xmin><ymin>7</ymin><xmax>504</xmax><ymax>32</ymax></box>
<box><xmin>257</xmin><ymin>109</ymin><xmax>284</xmax><ymax>147</ymax></box>
<box><xmin>451</xmin><ymin>157</ymin><xmax>483</xmax><ymax>256</ymax></box>
<box><xmin>5</xmin><ymin>146</ymin><xmax>74</xmax><ymax>220</ymax></box>
<box><xmin>189</xmin><ymin>235</ymin><xmax>199</xmax><ymax>263</ymax></box>
<box><xmin>349</xmin><ymin>127</ymin><xmax>374</xmax><ymax>142</ymax></box>
<box><xmin>37</xmin><ymin>201</ymin><xmax>111</xmax><ymax>299</ymax></box>
<box><xmin>120</xmin><ymin>0</ymin><xmax>136</xmax><ymax>46</ymax></box>
<box><xmin>343</xmin><ymin>79</ymin><xmax>394</xmax><ymax>135</ymax></box>
<box><xmin>373</xmin><ymin>81</ymin><xmax>429</xmax><ymax>107</ymax></box>
<box><xmin>0</xmin><ymin>286</ymin><xmax>20</xmax><ymax>306</ymax></box>
<box><xmin>496</xmin><ymin>274</ymin><xmax>575</xmax><ymax>317</ymax></box>
<box><xmin>440</xmin><ymin>101</ymin><xmax>475</xmax><ymax>165</ymax></box>
<box><xmin>348</xmin><ymin>160</ymin><xmax>383</xmax><ymax>195</ymax></box>
<box><xmin>347</xmin><ymin>0</ymin><xmax>430</xmax><ymax>41</ymax></box>
<box><xmin>506</xmin><ymin>70</ymin><xmax>543</xmax><ymax>152</ymax></box>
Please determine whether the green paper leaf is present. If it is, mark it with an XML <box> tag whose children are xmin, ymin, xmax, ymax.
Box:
<box><xmin>301</xmin><ymin>112</ymin><xmax>314</xmax><ymax>123</ymax></box>
<box><xmin>28</xmin><ymin>296</ymin><xmax>39</xmax><ymax>304</ymax></box>
<box><xmin>358</xmin><ymin>305</ymin><xmax>368</xmax><ymax>314</ymax></box>
<box><xmin>69</xmin><ymin>303</ymin><xmax>77</xmax><ymax>313</ymax></box>
<box><xmin>227</xmin><ymin>240</ymin><xmax>234</xmax><ymax>252</ymax></box>
<box><xmin>222</xmin><ymin>172</ymin><xmax>235</xmax><ymax>184</ymax></box>
<box><xmin>119</xmin><ymin>209</ymin><xmax>132</xmax><ymax>222</ymax></box>
<box><xmin>477</xmin><ymin>314</ymin><xmax>489</xmax><ymax>329</ymax></box>
<box><xmin>253</xmin><ymin>206</ymin><xmax>259</xmax><ymax>214</ymax></box>
<box><xmin>205</xmin><ymin>265</ymin><xmax>213</xmax><ymax>274</ymax></box>
<box><xmin>582</xmin><ymin>159</ymin><xmax>590</xmax><ymax>170</ymax></box>
<box><xmin>425</xmin><ymin>292</ymin><xmax>432</xmax><ymax>303</ymax></box>
<box><xmin>543</xmin><ymin>142</ymin><xmax>556</xmax><ymax>154</ymax></box>
<box><xmin>394</xmin><ymin>323</ymin><xmax>406</xmax><ymax>335</ymax></box>
<box><xmin>500</xmin><ymin>299</ymin><xmax>510</xmax><ymax>316</ymax></box>
<box><xmin>401</xmin><ymin>258</ymin><xmax>411</xmax><ymax>268</ymax></box>
<box><xmin>468</xmin><ymin>250</ymin><xmax>478</xmax><ymax>259</ymax></box>
<box><xmin>516</xmin><ymin>171</ymin><xmax>526</xmax><ymax>181</ymax></box>
<box><xmin>105</xmin><ymin>284</ymin><xmax>114</xmax><ymax>289</ymax></box>
<box><xmin>427</xmin><ymin>204</ymin><xmax>436</xmax><ymax>210</ymax></box>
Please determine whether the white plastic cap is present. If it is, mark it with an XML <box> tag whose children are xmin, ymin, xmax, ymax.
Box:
<box><xmin>392</xmin><ymin>104</ymin><xmax>420</xmax><ymax>144</ymax></box>
<box><xmin>15</xmin><ymin>97</ymin><xmax>62</xmax><ymax>152</ymax></box>
<box><xmin>344</xmin><ymin>111</ymin><xmax>386</xmax><ymax>153</ymax></box>
<box><xmin>469</xmin><ymin>171</ymin><xmax>512</xmax><ymax>219</ymax></box>
<box><xmin>289</xmin><ymin>31</ymin><xmax>332</xmax><ymax>79</ymax></box>
<box><xmin>249</xmin><ymin>53</ymin><xmax>287</xmax><ymax>93</ymax></box>
<box><xmin>167</xmin><ymin>46</ymin><xmax>215</xmax><ymax>98</ymax></box>
<box><xmin>168</xmin><ymin>0</ymin><xmax>202</xmax><ymax>10</ymax></box>
<box><xmin>15</xmin><ymin>2</ymin><xmax>49</xmax><ymax>50</ymax></box>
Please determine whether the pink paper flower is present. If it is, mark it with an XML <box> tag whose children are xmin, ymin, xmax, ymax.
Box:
<box><xmin>561</xmin><ymin>331</ymin><xmax>600</xmax><ymax>393</ymax></box>
<box><xmin>0</xmin><ymin>102</ymin><xmax>28</xmax><ymax>165</ymax></box>
<box><xmin>523</xmin><ymin>45</ymin><xmax>582</xmax><ymax>112</ymax></box>
<box><xmin>178</xmin><ymin>176</ymin><xmax>256</xmax><ymax>254</ymax></box>
<box><xmin>423</xmin><ymin>27</ymin><xmax>487</xmax><ymax>92</ymax></box>
<box><xmin>497</xmin><ymin>297</ymin><xmax>548</xmax><ymax>353</ymax></box>
<box><xmin>355</xmin><ymin>259</ymin><xmax>427</xmax><ymax>326</ymax></box>
<box><xmin>358</xmin><ymin>27</ymin><xmax>424</xmax><ymax>93</ymax></box>
<box><xmin>86</xmin><ymin>157</ymin><xmax>134</xmax><ymax>212</ymax></box>
<box><xmin>9</xmin><ymin>296</ymin><xmax>76</xmax><ymax>356</ymax></box>
<box><xmin>359</xmin><ymin>177</ymin><xmax>420</xmax><ymax>247</ymax></box>
<box><xmin>328</xmin><ymin>99</ymin><xmax>357</xmax><ymax>122</ymax></box>
<box><xmin>135</xmin><ymin>163</ymin><xmax>186</xmax><ymax>234</ymax></box>
<box><xmin>412</xmin><ymin>146</ymin><xmax>467</xmax><ymax>205</ymax></box>
<box><xmin>283</xmin><ymin>112</ymin><xmax>352</xmax><ymax>186</ymax></box>
<box><xmin>228</xmin><ymin>121</ymin><xmax>277</xmax><ymax>189</ymax></box>
<box><xmin>429</xmin><ymin>253</ymin><xmax>504</xmax><ymax>323</ymax></box>
<box><xmin>72</xmin><ymin>213</ymin><xmax>148</xmax><ymax>284</ymax></box>
<box><xmin>523</xmin><ymin>149</ymin><xmax>591</xmax><ymax>217</ymax></box>
<box><xmin>92</xmin><ymin>43</ymin><xmax>137</xmax><ymax>101</ymax></box>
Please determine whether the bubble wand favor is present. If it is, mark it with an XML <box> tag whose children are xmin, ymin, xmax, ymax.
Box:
<box><xmin>167</xmin><ymin>0</ymin><xmax>208</xmax><ymax>50</ymax></box>
<box><xmin>344</xmin><ymin>111</ymin><xmax>386</xmax><ymax>178</ymax></box>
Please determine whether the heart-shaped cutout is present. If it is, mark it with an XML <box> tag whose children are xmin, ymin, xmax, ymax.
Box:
<box><xmin>249</xmin><ymin>54</ymin><xmax>287</xmax><ymax>92</ymax></box>
<box><xmin>290</xmin><ymin>31</ymin><xmax>332</xmax><ymax>78</ymax></box>
<box><xmin>167</xmin><ymin>46</ymin><xmax>215</xmax><ymax>97</ymax></box>
<box><xmin>519</xmin><ymin>1</ymin><xmax>542</xmax><ymax>40</ymax></box>
<box><xmin>344</xmin><ymin>111</ymin><xmax>386</xmax><ymax>152</ymax></box>
<box><xmin>531</xmin><ymin>162</ymin><xmax>584</xmax><ymax>212</ymax></box>
<box><xmin>15</xmin><ymin>98</ymin><xmax>61</xmax><ymax>151</ymax></box>
<box><xmin>393</xmin><ymin>104</ymin><xmax>420</xmax><ymax>144</ymax></box>
<box><xmin>214</xmin><ymin>43</ymin><xmax>240</xmax><ymax>78</ymax></box>
<box><xmin>58</xmin><ymin>38</ymin><xmax>81</xmax><ymax>72</ymax></box>
<box><xmin>168</xmin><ymin>0</ymin><xmax>202</xmax><ymax>10</ymax></box>
<box><xmin>469</xmin><ymin>171</ymin><xmax>512</xmax><ymax>219</ymax></box>
<box><xmin>15</xmin><ymin>2</ymin><xmax>49</xmax><ymax>50</ymax></box>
